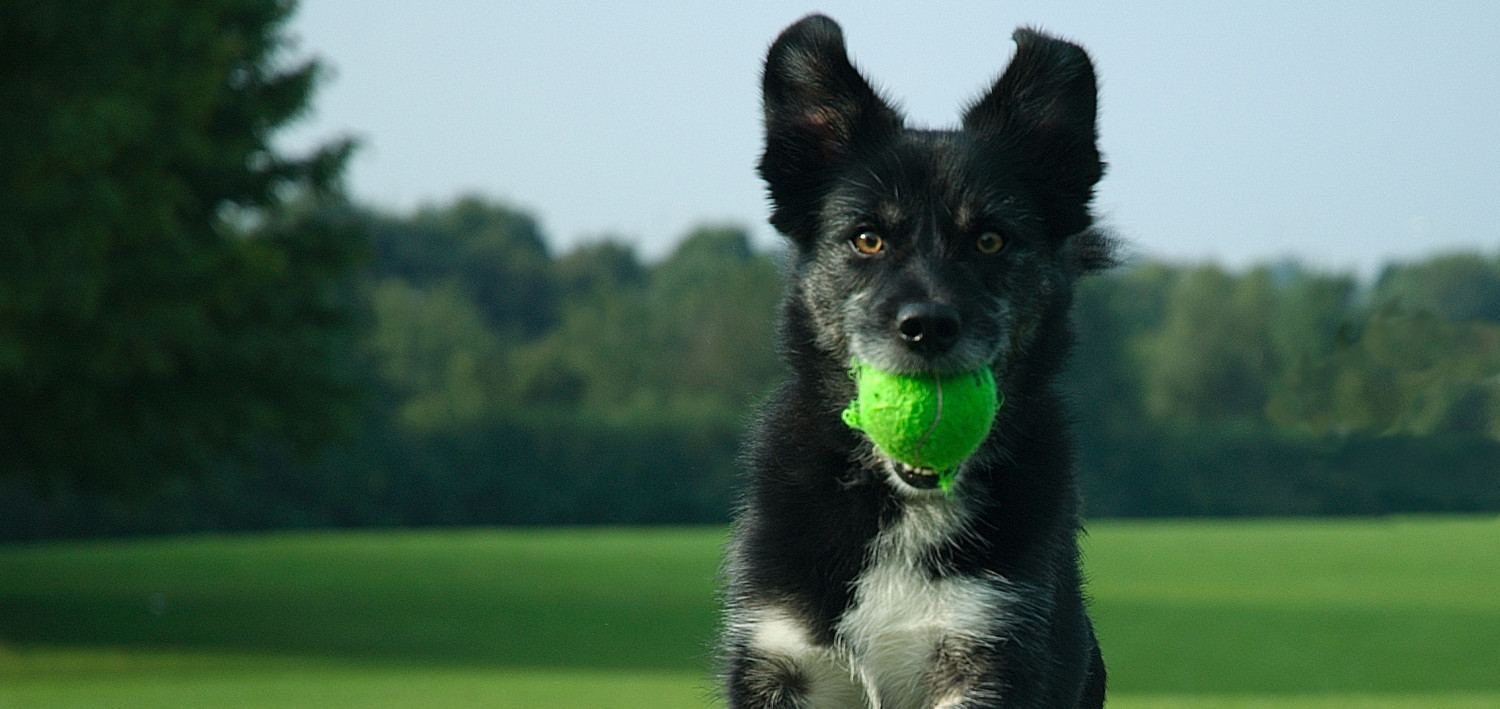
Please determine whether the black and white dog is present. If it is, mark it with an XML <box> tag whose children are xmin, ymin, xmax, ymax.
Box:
<box><xmin>723</xmin><ymin>15</ymin><xmax>1111</xmax><ymax>709</ymax></box>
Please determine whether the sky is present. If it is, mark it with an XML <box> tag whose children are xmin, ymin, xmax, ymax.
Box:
<box><xmin>278</xmin><ymin>1</ymin><xmax>1500</xmax><ymax>276</ymax></box>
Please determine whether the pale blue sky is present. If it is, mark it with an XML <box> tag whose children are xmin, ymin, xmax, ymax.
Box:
<box><xmin>279</xmin><ymin>1</ymin><xmax>1500</xmax><ymax>276</ymax></box>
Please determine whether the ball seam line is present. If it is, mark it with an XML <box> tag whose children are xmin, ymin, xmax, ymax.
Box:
<box><xmin>912</xmin><ymin>372</ymin><xmax>945</xmax><ymax>469</ymax></box>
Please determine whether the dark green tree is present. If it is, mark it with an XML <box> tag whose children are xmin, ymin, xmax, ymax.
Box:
<box><xmin>1136</xmin><ymin>266</ymin><xmax>1280</xmax><ymax>425</ymax></box>
<box><xmin>1370</xmin><ymin>254</ymin><xmax>1500</xmax><ymax>323</ymax></box>
<box><xmin>645</xmin><ymin>226</ymin><xmax>783</xmax><ymax>413</ymax></box>
<box><xmin>1267</xmin><ymin>304</ymin><xmax>1500</xmax><ymax>438</ymax></box>
<box><xmin>0</xmin><ymin>0</ymin><xmax>362</xmax><ymax>490</ymax></box>
<box><xmin>553</xmin><ymin>239</ymin><xmax>645</xmax><ymax>300</ymax></box>
<box><xmin>505</xmin><ymin>225</ymin><xmax>782</xmax><ymax>421</ymax></box>
<box><xmin>1064</xmin><ymin>263</ymin><xmax>1174</xmax><ymax>432</ymax></box>
<box><xmin>366</xmin><ymin>196</ymin><xmax>556</xmax><ymax>339</ymax></box>
<box><xmin>507</xmin><ymin>239</ymin><xmax>650</xmax><ymax>413</ymax></box>
<box><xmin>366</xmin><ymin>277</ymin><xmax>510</xmax><ymax>431</ymax></box>
<box><xmin>1266</xmin><ymin>265</ymin><xmax>1357</xmax><ymax>365</ymax></box>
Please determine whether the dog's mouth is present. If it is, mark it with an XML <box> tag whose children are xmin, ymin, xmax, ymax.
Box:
<box><xmin>890</xmin><ymin>460</ymin><xmax>941</xmax><ymax>490</ymax></box>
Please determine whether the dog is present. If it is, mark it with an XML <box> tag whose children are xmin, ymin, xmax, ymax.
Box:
<box><xmin>722</xmin><ymin>14</ymin><xmax>1112</xmax><ymax>709</ymax></box>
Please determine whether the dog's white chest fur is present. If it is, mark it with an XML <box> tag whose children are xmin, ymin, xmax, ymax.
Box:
<box><xmin>747</xmin><ymin>494</ymin><xmax>1011</xmax><ymax>709</ymax></box>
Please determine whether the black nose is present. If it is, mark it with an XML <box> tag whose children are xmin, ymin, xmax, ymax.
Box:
<box><xmin>896</xmin><ymin>302</ymin><xmax>961</xmax><ymax>353</ymax></box>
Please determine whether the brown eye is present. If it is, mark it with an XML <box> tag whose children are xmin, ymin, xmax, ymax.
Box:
<box><xmin>851</xmin><ymin>231</ymin><xmax>885</xmax><ymax>255</ymax></box>
<box><xmin>976</xmin><ymin>231</ymin><xmax>1005</xmax><ymax>255</ymax></box>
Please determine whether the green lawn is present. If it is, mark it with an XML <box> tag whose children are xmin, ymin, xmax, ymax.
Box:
<box><xmin>2</xmin><ymin>517</ymin><xmax>1497</xmax><ymax>707</ymax></box>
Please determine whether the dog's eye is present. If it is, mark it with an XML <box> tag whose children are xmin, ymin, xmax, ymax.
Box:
<box><xmin>851</xmin><ymin>231</ymin><xmax>885</xmax><ymax>255</ymax></box>
<box><xmin>975</xmin><ymin>231</ymin><xmax>1005</xmax><ymax>255</ymax></box>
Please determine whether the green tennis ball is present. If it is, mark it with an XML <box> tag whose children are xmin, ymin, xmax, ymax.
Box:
<box><xmin>841</xmin><ymin>359</ymin><xmax>1001</xmax><ymax>490</ymax></box>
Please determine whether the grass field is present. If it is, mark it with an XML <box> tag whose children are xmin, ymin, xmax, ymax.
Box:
<box><xmin>2</xmin><ymin>517</ymin><xmax>1497</xmax><ymax>708</ymax></box>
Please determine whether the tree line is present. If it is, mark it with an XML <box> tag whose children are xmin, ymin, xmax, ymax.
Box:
<box><xmin>6</xmin><ymin>191</ymin><xmax>1500</xmax><ymax>539</ymax></box>
<box><xmin>3</xmin><ymin>0</ymin><xmax>1497</xmax><ymax>539</ymax></box>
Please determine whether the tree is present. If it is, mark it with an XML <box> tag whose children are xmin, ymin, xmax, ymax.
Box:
<box><xmin>644</xmin><ymin>226</ymin><xmax>783</xmax><ymax>412</ymax></box>
<box><xmin>553</xmin><ymin>239</ymin><xmax>645</xmax><ymax>300</ymax></box>
<box><xmin>1370</xmin><ymin>254</ymin><xmax>1500</xmax><ymax>323</ymax></box>
<box><xmin>1267</xmin><ymin>304</ymin><xmax>1500</xmax><ymax>438</ymax></box>
<box><xmin>1135</xmin><ymin>266</ymin><xmax>1280</xmax><ymax>424</ymax></box>
<box><xmin>505</xmin><ymin>225</ymin><xmax>783</xmax><ymax>421</ymax></box>
<box><xmin>366</xmin><ymin>196</ymin><xmax>556</xmax><ymax>339</ymax></box>
<box><xmin>366</xmin><ymin>278</ymin><xmax>510</xmax><ymax>431</ymax></box>
<box><xmin>1064</xmin><ymin>263</ymin><xmax>1173</xmax><ymax>432</ymax></box>
<box><xmin>1266</xmin><ymin>264</ymin><xmax>1357</xmax><ymax>365</ymax></box>
<box><xmin>0</xmin><ymin>1</ymin><xmax>362</xmax><ymax>490</ymax></box>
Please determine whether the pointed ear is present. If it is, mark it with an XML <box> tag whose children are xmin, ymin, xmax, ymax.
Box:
<box><xmin>758</xmin><ymin>15</ymin><xmax>903</xmax><ymax>241</ymax></box>
<box><xmin>964</xmin><ymin>28</ymin><xmax>1102</xmax><ymax>236</ymax></box>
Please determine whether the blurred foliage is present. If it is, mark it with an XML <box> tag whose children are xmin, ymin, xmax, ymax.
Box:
<box><xmin>1267</xmin><ymin>305</ymin><xmax>1500</xmax><ymax>438</ymax></box>
<box><xmin>1135</xmin><ymin>265</ymin><xmax>1281</xmax><ymax>424</ymax></box>
<box><xmin>367</xmin><ymin>197</ymin><xmax>556</xmax><ymax>339</ymax></box>
<box><xmin>3</xmin><ymin>3</ymin><xmax>1499</xmax><ymax>538</ymax></box>
<box><xmin>359</xmin><ymin>207</ymin><xmax>782</xmax><ymax>428</ymax></box>
<box><xmin>0</xmin><ymin>0</ymin><xmax>362</xmax><ymax>492</ymax></box>
<box><xmin>6</xmin><ymin>182</ymin><xmax>1500</xmax><ymax>537</ymax></box>
<box><xmin>367</xmin><ymin>277</ymin><xmax>511</xmax><ymax>431</ymax></box>
<box><xmin>1371</xmin><ymin>253</ymin><xmax>1500</xmax><ymax>323</ymax></box>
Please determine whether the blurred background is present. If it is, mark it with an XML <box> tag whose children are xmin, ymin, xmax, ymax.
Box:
<box><xmin>5</xmin><ymin>0</ymin><xmax>1500</xmax><ymax>536</ymax></box>
<box><xmin>2</xmin><ymin>2</ymin><xmax>1498</xmax><ymax>708</ymax></box>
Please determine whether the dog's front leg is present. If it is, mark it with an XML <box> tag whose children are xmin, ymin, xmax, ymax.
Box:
<box><xmin>725</xmin><ymin>650</ymin><xmax>806</xmax><ymax>709</ymax></box>
<box><xmin>922</xmin><ymin>644</ymin><xmax>1094</xmax><ymax>709</ymax></box>
<box><xmin>930</xmin><ymin>647</ymin><xmax>1104</xmax><ymax>709</ymax></box>
<box><xmin>725</xmin><ymin>645</ymin><xmax>868</xmax><ymax>709</ymax></box>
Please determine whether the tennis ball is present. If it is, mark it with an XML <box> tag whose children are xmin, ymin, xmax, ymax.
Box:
<box><xmin>840</xmin><ymin>359</ymin><xmax>1001</xmax><ymax>490</ymax></box>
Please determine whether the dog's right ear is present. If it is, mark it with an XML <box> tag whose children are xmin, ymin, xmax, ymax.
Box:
<box><xmin>758</xmin><ymin>15</ymin><xmax>903</xmax><ymax>244</ymax></box>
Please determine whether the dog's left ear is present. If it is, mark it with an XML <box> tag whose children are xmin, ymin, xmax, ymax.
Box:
<box><xmin>964</xmin><ymin>29</ymin><xmax>1103</xmax><ymax>239</ymax></box>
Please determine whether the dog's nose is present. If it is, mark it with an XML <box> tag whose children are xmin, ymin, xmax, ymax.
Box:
<box><xmin>896</xmin><ymin>302</ymin><xmax>961</xmax><ymax>353</ymax></box>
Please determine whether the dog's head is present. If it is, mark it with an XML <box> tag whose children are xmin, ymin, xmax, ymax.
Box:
<box><xmin>760</xmin><ymin>15</ymin><xmax>1111</xmax><ymax>384</ymax></box>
